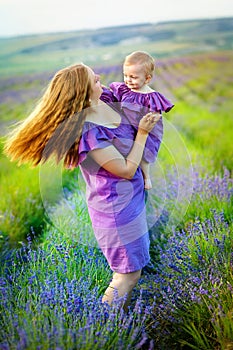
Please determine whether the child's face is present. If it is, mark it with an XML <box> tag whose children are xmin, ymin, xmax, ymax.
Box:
<box><xmin>123</xmin><ymin>63</ymin><xmax>151</xmax><ymax>90</ymax></box>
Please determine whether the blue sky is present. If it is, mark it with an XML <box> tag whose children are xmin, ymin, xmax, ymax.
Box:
<box><xmin>0</xmin><ymin>0</ymin><xmax>233</xmax><ymax>37</ymax></box>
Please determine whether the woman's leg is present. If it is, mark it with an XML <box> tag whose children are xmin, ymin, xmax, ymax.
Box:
<box><xmin>102</xmin><ymin>269</ymin><xmax>142</xmax><ymax>311</ymax></box>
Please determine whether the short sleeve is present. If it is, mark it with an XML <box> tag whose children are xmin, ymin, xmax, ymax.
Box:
<box><xmin>149</xmin><ymin>92</ymin><xmax>174</xmax><ymax>113</ymax></box>
<box><xmin>100</xmin><ymin>86</ymin><xmax>118</xmax><ymax>103</ymax></box>
<box><xmin>77</xmin><ymin>123</ymin><xmax>114</xmax><ymax>165</ymax></box>
<box><xmin>109</xmin><ymin>82</ymin><xmax>128</xmax><ymax>101</ymax></box>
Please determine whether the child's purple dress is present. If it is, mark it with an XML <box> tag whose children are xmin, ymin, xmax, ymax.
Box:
<box><xmin>77</xmin><ymin>108</ymin><xmax>150</xmax><ymax>273</ymax></box>
<box><xmin>101</xmin><ymin>82</ymin><xmax>174</xmax><ymax>163</ymax></box>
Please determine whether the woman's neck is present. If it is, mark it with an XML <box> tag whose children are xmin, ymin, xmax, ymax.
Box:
<box><xmin>85</xmin><ymin>102</ymin><xmax>121</xmax><ymax>127</ymax></box>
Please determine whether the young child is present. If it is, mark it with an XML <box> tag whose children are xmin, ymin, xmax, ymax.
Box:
<box><xmin>101</xmin><ymin>51</ymin><xmax>174</xmax><ymax>189</ymax></box>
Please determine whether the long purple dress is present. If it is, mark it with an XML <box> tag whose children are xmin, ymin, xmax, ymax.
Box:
<box><xmin>77</xmin><ymin>107</ymin><xmax>150</xmax><ymax>273</ymax></box>
<box><xmin>101</xmin><ymin>82</ymin><xmax>174</xmax><ymax>163</ymax></box>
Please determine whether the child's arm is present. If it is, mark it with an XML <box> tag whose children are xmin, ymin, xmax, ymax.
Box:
<box><xmin>100</xmin><ymin>85</ymin><xmax>118</xmax><ymax>103</ymax></box>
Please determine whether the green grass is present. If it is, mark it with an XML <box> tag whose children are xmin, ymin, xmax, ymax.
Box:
<box><xmin>168</xmin><ymin>101</ymin><xmax>233</xmax><ymax>172</ymax></box>
<box><xmin>0</xmin><ymin>161</ymin><xmax>44</xmax><ymax>245</ymax></box>
<box><xmin>0</xmin><ymin>139</ymin><xmax>80</xmax><ymax>246</ymax></box>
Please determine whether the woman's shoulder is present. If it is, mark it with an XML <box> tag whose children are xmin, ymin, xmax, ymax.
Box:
<box><xmin>78</xmin><ymin>121</ymin><xmax>116</xmax><ymax>166</ymax></box>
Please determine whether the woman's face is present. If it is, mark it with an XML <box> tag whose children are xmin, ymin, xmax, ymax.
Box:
<box><xmin>88</xmin><ymin>68</ymin><xmax>103</xmax><ymax>102</ymax></box>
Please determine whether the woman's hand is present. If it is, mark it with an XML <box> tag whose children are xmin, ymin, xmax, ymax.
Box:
<box><xmin>138</xmin><ymin>112</ymin><xmax>161</xmax><ymax>135</ymax></box>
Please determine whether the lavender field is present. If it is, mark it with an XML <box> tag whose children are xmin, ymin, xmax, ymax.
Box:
<box><xmin>0</xmin><ymin>48</ymin><xmax>233</xmax><ymax>349</ymax></box>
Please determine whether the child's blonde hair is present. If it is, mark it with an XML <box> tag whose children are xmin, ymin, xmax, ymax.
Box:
<box><xmin>124</xmin><ymin>51</ymin><xmax>155</xmax><ymax>76</ymax></box>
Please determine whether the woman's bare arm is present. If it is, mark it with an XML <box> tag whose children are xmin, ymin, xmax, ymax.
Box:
<box><xmin>89</xmin><ymin>113</ymin><xmax>160</xmax><ymax>179</ymax></box>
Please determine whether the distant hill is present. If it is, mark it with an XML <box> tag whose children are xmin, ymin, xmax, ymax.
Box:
<box><xmin>0</xmin><ymin>17</ymin><xmax>233</xmax><ymax>76</ymax></box>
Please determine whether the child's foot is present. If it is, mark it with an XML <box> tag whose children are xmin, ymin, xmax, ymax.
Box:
<box><xmin>144</xmin><ymin>178</ymin><xmax>152</xmax><ymax>190</ymax></box>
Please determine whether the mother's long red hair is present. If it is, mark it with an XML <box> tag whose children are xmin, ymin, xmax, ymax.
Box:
<box><xmin>3</xmin><ymin>63</ymin><xmax>91</xmax><ymax>168</ymax></box>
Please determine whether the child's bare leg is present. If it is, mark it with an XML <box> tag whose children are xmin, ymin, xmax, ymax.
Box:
<box><xmin>140</xmin><ymin>160</ymin><xmax>152</xmax><ymax>190</ymax></box>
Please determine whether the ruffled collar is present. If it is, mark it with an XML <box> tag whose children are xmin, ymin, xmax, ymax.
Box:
<box><xmin>109</xmin><ymin>82</ymin><xmax>174</xmax><ymax>112</ymax></box>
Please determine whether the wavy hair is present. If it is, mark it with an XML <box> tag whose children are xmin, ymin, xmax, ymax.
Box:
<box><xmin>3</xmin><ymin>63</ymin><xmax>92</xmax><ymax>168</ymax></box>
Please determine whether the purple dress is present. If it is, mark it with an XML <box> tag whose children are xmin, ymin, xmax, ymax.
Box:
<box><xmin>101</xmin><ymin>82</ymin><xmax>174</xmax><ymax>163</ymax></box>
<box><xmin>77</xmin><ymin>108</ymin><xmax>150</xmax><ymax>273</ymax></box>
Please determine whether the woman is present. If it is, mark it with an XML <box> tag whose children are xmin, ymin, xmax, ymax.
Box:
<box><xmin>4</xmin><ymin>63</ymin><xmax>160</xmax><ymax>310</ymax></box>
